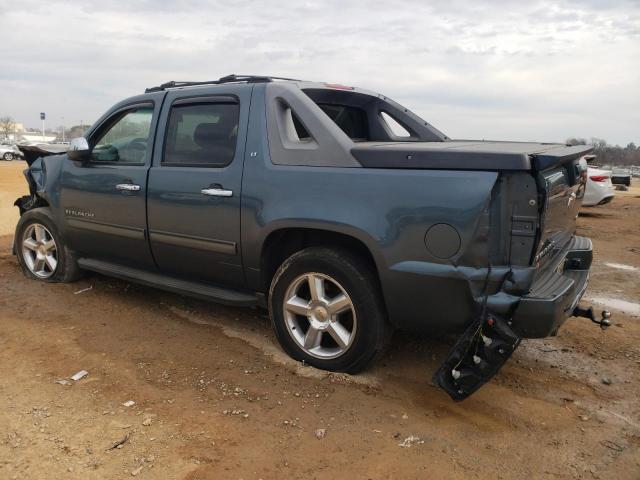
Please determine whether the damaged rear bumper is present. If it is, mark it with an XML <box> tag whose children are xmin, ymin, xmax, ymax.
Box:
<box><xmin>434</xmin><ymin>236</ymin><xmax>607</xmax><ymax>401</ymax></box>
<box><xmin>511</xmin><ymin>236</ymin><xmax>592</xmax><ymax>338</ymax></box>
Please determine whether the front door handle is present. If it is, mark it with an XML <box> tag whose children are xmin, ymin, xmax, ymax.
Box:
<box><xmin>201</xmin><ymin>187</ymin><xmax>233</xmax><ymax>197</ymax></box>
<box><xmin>116</xmin><ymin>183</ymin><xmax>141</xmax><ymax>191</ymax></box>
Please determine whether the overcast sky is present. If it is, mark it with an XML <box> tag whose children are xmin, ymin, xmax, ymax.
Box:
<box><xmin>0</xmin><ymin>0</ymin><xmax>638</xmax><ymax>145</ymax></box>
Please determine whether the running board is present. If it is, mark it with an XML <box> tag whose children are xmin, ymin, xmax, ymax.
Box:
<box><xmin>77</xmin><ymin>258</ymin><xmax>259</xmax><ymax>307</ymax></box>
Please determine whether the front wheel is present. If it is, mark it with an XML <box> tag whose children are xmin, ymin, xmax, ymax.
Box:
<box><xmin>3</xmin><ymin>152</ymin><xmax>13</xmax><ymax>161</ymax></box>
<box><xmin>15</xmin><ymin>208</ymin><xmax>82</xmax><ymax>283</ymax></box>
<box><xmin>269</xmin><ymin>247</ymin><xmax>390</xmax><ymax>373</ymax></box>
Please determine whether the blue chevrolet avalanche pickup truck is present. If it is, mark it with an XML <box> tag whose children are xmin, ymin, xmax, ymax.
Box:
<box><xmin>15</xmin><ymin>75</ymin><xmax>609</xmax><ymax>400</ymax></box>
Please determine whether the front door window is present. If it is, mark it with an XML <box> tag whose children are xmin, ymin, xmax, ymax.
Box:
<box><xmin>92</xmin><ymin>107</ymin><xmax>153</xmax><ymax>164</ymax></box>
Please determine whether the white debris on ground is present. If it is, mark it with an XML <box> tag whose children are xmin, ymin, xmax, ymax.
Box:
<box><xmin>603</xmin><ymin>262</ymin><xmax>639</xmax><ymax>272</ymax></box>
<box><xmin>74</xmin><ymin>285</ymin><xmax>93</xmax><ymax>295</ymax></box>
<box><xmin>131</xmin><ymin>465</ymin><xmax>143</xmax><ymax>476</ymax></box>
<box><xmin>70</xmin><ymin>370</ymin><xmax>88</xmax><ymax>381</ymax></box>
<box><xmin>398</xmin><ymin>435</ymin><xmax>424</xmax><ymax>448</ymax></box>
<box><xmin>223</xmin><ymin>409</ymin><xmax>249</xmax><ymax>418</ymax></box>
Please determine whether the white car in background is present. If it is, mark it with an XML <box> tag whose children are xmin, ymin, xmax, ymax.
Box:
<box><xmin>0</xmin><ymin>144</ymin><xmax>23</xmax><ymax>161</ymax></box>
<box><xmin>583</xmin><ymin>166</ymin><xmax>615</xmax><ymax>206</ymax></box>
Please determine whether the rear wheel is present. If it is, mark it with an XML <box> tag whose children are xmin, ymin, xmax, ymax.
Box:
<box><xmin>3</xmin><ymin>152</ymin><xmax>13</xmax><ymax>161</ymax></box>
<box><xmin>269</xmin><ymin>247</ymin><xmax>390</xmax><ymax>373</ymax></box>
<box><xmin>15</xmin><ymin>208</ymin><xmax>81</xmax><ymax>283</ymax></box>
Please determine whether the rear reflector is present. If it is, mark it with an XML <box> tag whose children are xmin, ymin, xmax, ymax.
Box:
<box><xmin>589</xmin><ymin>175</ymin><xmax>609</xmax><ymax>182</ymax></box>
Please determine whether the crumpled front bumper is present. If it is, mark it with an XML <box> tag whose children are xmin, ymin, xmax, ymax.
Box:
<box><xmin>511</xmin><ymin>235</ymin><xmax>592</xmax><ymax>338</ymax></box>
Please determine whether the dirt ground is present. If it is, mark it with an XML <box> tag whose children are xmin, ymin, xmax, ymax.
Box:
<box><xmin>0</xmin><ymin>160</ymin><xmax>639</xmax><ymax>479</ymax></box>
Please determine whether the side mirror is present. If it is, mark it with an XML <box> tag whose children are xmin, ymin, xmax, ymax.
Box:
<box><xmin>68</xmin><ymin>137</ymin><xmax>91</xmax><ymax>161</ymax></box>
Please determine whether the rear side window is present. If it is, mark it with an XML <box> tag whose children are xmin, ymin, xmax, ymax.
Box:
<box><xmin>163</xmin><ymin>102</ymin><xmax>239</xmax><ymax>167</ymax></box>
<box><xmin>380</xmin><ymin>111</ymin><xmax>411</xmax><ymax>138</ymax></box>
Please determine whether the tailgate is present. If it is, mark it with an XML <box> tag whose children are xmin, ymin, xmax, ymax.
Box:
<box><xmin>531</xmin><ymin>145</ymin><xmax>592</xmax><ymax>268</ymax></box>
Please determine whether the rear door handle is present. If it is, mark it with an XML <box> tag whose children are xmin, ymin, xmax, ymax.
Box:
<box><xmin>201</xmin><ymin>187</ymin><xmax>233</xmax><ymax>197</ymax></box>
<box><xmin>116</xmin><ymin>183</ymin><xmax>141</xmax><ymax>191</ymax></box>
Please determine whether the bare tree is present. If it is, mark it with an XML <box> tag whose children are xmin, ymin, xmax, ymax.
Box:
<box><xmin>566</xmin><ymin>137</ymin><xmax>587</xmax><ymax>146</ymax></box>
<box><xmin>0</xmin><ymin>116</ymin><xmax>15</xmax><ymax>139</ymax></box>
<box><xmin>67</xmin><ymin>124</ymin><xmax>89</xmax><ymax>139</ymax></box>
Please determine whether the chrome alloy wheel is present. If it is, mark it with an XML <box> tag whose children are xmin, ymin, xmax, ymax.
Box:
<box><xmin>282</xmin><ymin>272</ymin><xmax>357</xmax><ymax>359</ymax></box>
<box><xmin>21</xmin><ymin>223</ymin><xmax>58</xmax><ymax>278</ymax></box>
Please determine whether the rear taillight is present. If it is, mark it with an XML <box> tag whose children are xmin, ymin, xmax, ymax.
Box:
<box><xmin>589</xmin><ymin>175</ymin><xmax>608</xmax><ymax>182</ymax></box>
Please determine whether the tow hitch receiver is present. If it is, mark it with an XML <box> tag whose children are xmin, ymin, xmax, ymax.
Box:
<box><xmin>572</xmin><ymin>305</ymin><xmax>611</xmax><ymax>329</ymax></box>
<box><xmin>433</xmin><ymin>315</ymin><xmax>521</xmax><ymax>401</ymax></box>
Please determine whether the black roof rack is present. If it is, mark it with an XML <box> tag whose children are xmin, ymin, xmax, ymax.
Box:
<box><xmin>144</xmin><ymin>74</ymin><xmax>301</xmax><ymax>93</ymax></box>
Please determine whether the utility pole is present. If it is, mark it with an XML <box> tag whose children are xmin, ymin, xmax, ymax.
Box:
<box><xmin>40</xmin><ymin>112</ymin><xmax>46</xmax><ymax>142</ymax></box>
<box><xmin>61</xmin><ymin>116</ymin><xmax>65</xmax><ymax>142</ymax></box>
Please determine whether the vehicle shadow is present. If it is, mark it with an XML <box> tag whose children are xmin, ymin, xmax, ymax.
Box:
<box><xmin>579</xmin><ymin>211</ymin><xmax>611</xmax><ymax>218</ymax></box>
<box><xmin>74</xmin><ymin>269</ymin><xmax>459</xmax><ymax>389</ymax></box>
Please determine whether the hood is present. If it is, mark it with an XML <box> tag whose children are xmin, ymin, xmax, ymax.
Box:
<box><xmin>17</xmin><ymin>144</ymin><xmax>69</xmax><ymax>166</ymax></box>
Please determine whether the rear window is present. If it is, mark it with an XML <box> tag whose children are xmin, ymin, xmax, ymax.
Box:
<box><xmin>317</xmin><ymin>104</ymin><xmax>369</xmax><ymax>142</ymax></box>
<box><xmin>300</xmin><ymin>87</ymin><xmax>446</xmax><ymax>143</ymax></box>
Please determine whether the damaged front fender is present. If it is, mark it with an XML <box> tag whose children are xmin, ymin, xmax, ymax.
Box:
<box><xmin>14</xmin><ymin>144</ymin><xmax>67</xmax><ymax>215</ymax></box>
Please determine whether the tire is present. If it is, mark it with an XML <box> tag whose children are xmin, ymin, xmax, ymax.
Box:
<box><xmin>3</xmin><ymin>152</ymin><xmax>13</xmax><ymax>161</ymax></box>
<box><xmin>269</xmin><ymin>247</ymin><xmax>390</xmax><ymax>373</ymax></box>
<box><xmin>14</xmin><ymin>208</ymin><xmax>82</xmax><ymax>283</ymax></box>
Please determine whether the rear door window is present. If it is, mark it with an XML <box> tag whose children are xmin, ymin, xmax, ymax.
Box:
<box><xmin>163</xmin><ymin>102</ymin><xmax>239</xmax><ymax>167</ymax></box>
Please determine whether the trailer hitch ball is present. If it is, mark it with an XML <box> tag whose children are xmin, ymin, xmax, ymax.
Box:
<box><xmin>572</xmin><ymin>305</ymin><xmax>612</xmax><ymax>330</ymax></box>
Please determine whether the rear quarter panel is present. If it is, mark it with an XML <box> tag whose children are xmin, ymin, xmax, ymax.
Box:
<box><xmin>242</xmin><ymin>87</ymin><xmax>499</xmax><ymax>331</ymax></box>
